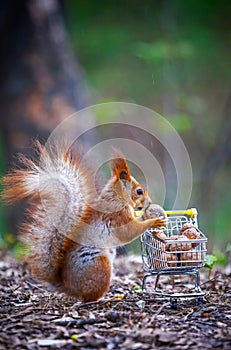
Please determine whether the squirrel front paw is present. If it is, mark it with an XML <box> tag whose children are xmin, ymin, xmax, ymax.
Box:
<box><xmin>143</xmin><ymin>203</ymin><xmax>168</xmax><ymax>229</ymax></box>
<box><xmin>151</xmin><ymin>216</ymin><xmax>168</xmax><ymax>229</ymax></box>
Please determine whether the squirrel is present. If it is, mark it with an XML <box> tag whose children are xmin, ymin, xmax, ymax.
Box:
<box><xmin>1</xmin><ymin>140</ymin><xmax>167</xmax><ymax>302</ymax></box>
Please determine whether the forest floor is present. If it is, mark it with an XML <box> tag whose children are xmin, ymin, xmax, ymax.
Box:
<box><xmin>0</xmin><ymin>251</ymin><xmax>231</xmax><ymax>350</ymax></box>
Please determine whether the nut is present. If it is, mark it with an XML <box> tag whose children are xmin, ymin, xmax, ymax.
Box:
<box><xmin>180</xmin><ymin>222</ymin><xmax>195</xmax><ymax>234</ymax></box>
<box><xmin>166</xmin><ymin>252</ymin><xmax>179</xmax><ymax>267</ymax></box>
<box><xmin>143</xmin><ymin>204</ymin><xmax>167</xmax><ymax>220</ymax></box>
<box><xmin>165</xmin><ymin>235</ymin><xmax>192</xmax><ymax>252</ymax></box>
<box><xmin>153</xmin><ymin>230</ymin><xmax>167</xmax><ymax>241</ymax></box>
<box><xmin>182</xmin><ymin>228</ymin><xmax>201</xmax><ymax>248</ymax></box>
<box><xmin>181</xmin><ymin>251</ymin><xmax>204</xmax><ymax>266</ymax></box>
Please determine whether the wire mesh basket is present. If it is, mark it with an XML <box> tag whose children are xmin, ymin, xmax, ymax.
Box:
<box><xmin>140</xmin><ymin>208</ymin><xmax>207</xmax><ymax>302</ymax></box>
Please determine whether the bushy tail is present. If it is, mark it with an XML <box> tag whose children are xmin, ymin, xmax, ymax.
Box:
<box><xmin>2</xmin><ymin>163</ymin><xmax>38</xmax><ymax>205</ymax></box>
<box><xmin>1</xmin><ymin>140</ymin><xmax>94</xmax><ymax>284</ymax></box>
<box><xmin>2</xmin><ymin>140</ymin><xmax>94</xmax><ymax>228</ymax></box>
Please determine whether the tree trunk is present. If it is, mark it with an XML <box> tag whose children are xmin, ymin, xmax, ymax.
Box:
<box><xmin>0</xmin><ymin>0</ymin><xmax>91</xmax><ymax>233</ymax></box>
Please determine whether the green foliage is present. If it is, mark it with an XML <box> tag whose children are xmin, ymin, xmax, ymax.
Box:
<box><xmin>165</xmin><ymin>114</ymin><xmax>192</xmax><ymax>132</ymax></box>
<box><xmin>205</xmin><ymin>248</ymin><xmax>230</xmax><ymax>270</ymax></box>
<box><xmin>205</xmin><ymin>254</ymin><xmax>218</xmax><ymax>270</ymax></box>
<box><xmin>133</xmin><ymin>41</ymin><xmax>195</xmax><ymax>63</ymax></box>
<box><xmin>133</xmin><ymin>285</ymin><xmax>141</xmax><ymax>291</ymax></box>
<box><xmin>95</xmin><ymin>103</ymin><xmax>120</xmax><ymax>123</ymax></box>
<box><xmin>71</xmin><ymin>334</ymin><xmax>78</xmax><ymax>341</ymax></box>
<box><xmin>65</xmin><ymin>0</ymin><xmax>231</xmax><ymax>251</ymax></box>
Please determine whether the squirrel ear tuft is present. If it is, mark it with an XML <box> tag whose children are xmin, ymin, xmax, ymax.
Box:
<box><xmin>110</xmin><ymin>148</ymin><xmax>131</xmax><ymax>181</ymax></box>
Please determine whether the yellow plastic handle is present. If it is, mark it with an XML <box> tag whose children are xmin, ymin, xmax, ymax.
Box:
<box><xmin>134</xmin><ymin>210</ymin><xmax>144</xmax><ymax>218</ymax></box>
<box><xmin>165</xmin><ymin>207</ymin><xmax>198</xmax><ymax>218</ymax></box>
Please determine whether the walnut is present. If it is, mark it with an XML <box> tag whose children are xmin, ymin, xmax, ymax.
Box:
<box><xmin>165</xmin><ymin>235</ymin><xmax>192</xmax><ymax>252</ymax></box>
<box><xmin>180</xmin><ymin>223</ymin><xmax>202</xmax><ymax>248</ymax></box>
<box><xmin>181</xmin><ymin>251</ymin><xmax>204</xmax><ymax>267</ymax></box>
<box><xmin>166</xmin><ymin>252</ymin><xmax>179</xmax><ymax>267</ymax></box>
<box><xmin>181</xmin><ymin>228</ymin><xmax>201</xmax><ymax>248</ymax></box>
<box><xmin>143</xmin><ymin>204</ymin><xmax>167</xmax><ymax>220</ymax></box>
<box><xmin>153</xmin><ymin>230</ymin><xmax>167</xmax><ymax>241</ymax></box>
<box><xmin>180</xmin><ymin>222</ymin><xmax>195</xmax><ymax>234</ymax></box>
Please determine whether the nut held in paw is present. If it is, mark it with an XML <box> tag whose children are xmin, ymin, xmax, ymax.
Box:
<box><xmin>143</xmin><ymin>204</ymin><xmax>167</xmax><ymax>220</ymax></box>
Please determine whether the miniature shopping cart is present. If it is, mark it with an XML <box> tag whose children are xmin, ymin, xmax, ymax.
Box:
<box><xmin>140</xmin><ymin>208</ymin><xmax>207</xmax><ymax>306</ymax></box>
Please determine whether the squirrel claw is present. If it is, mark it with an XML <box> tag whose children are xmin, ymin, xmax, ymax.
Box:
<box><xmin>152</xmin><ymin>216</ymin><xmax>168</xmax><ymax>228</ymax></box>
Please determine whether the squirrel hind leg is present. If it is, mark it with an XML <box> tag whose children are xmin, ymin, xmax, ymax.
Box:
<box><xmin>61</xmin><ymin>248</ymin><xmax>113</xmax><ymax>302</ymax></box>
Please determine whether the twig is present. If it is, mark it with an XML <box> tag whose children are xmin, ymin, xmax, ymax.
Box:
<box><xmin>199</xmin><ymin>273</ymin><xmax>222</xmax><ymax>287</ymax></box>
<box><xmin>183</xmin><ymin>309</ymin><xmax>195</xmax><ymax>321</ymax></box>
<box><xmin>152</xmin><ymin>301</ymin><xmax>170</xmax><ymax>320</ymax></box>
<box><xmin>26</xmin><ymin>281</ymin><xmax>48</xmax><ymax>292</ymax></box>
<box><xmin>76</xmin><ymin>296</ymin><xmax>168</xmax><ymax>309</ymax></box>
<box><xmin>187</xmin><ymin>273</ymin><xmax>222</xmax><ymax>291</ymax></box>
<box><xmin>76</xmin><ymin>298</ymin><xmax>113</xmax><ymax>309</ymax></box>
<box><xmin>53</xmin><ymin>317</ymin><xmax>107</xmax><ymax>327</ymax></box>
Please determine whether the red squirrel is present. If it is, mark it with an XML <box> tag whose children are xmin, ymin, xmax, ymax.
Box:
<box><xmin>1</xmin><ymin>141</ymin><xmax>166</xmax><ymax>302</ymax></box>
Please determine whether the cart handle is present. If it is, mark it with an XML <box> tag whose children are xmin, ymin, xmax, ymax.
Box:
<box><xmin>165</xmin><ymin>207</ymin><xmax>198</xmax><ymax>218</ymax></box>
<box><xmin>134</xmin><ymin>207</ymin><xmax>198</xmax><ymax>219</ymax></box>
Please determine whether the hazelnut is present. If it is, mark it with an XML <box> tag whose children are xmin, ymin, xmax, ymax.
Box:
<box><xmin>180</xmin><ymin>222</ymin><xmax>195</xmax><ymax>234</ymax></box>
<box><xmin>166</xmin><ymin>252</ymin><xmax>179</xmax><ymax>267</ymax></box>
<box><xmin>181</xmin><ymin>251</ymin><xmax>203</xmax><ymax>267</ymax></box>
<box><xmin>143</xmin><ymin>204</ymin><xmax>167</xmax><ymax>220</ymax></box>
<box><xmin>165</xmin><ymin>235</ymin><xmax>192</xmax><ymax>252</ymax></box>
<box><xmin>153</xmin><ymin>230</ymin><xmax>167</xmax><ymax>241</ymax></box>
<box><xmin>182</xmin><ymin>228</ymin><xmax>201</xmax><ymax>248</ymax></box>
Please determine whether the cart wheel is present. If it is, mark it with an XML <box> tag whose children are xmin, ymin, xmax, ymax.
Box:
<box><xmin>171</xmin><ymin>299</ymin><xmax>178</xmax><ymax>309</ymax></box>
<box><xmin>196</xmin><ymin>297</ymin><xmax>204</xmax><ymax>306</ymax></box>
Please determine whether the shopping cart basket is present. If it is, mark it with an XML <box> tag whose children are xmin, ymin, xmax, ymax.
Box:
<box><xmin>140</xmin><ymin>208</ymin><xmax>207</xmax><ymax>305</ymax></box>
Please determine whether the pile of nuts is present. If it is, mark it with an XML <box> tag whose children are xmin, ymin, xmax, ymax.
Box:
<box><xmin>143</xmin><ymin>204</ymin><xmax>204</xmax><ymax>268</ymax></box>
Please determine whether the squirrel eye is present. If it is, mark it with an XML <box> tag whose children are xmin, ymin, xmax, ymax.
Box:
<box><xmin>136</xmin><ymin>188</ymin><xmax>143</xmax><ymax>195</ymax></box>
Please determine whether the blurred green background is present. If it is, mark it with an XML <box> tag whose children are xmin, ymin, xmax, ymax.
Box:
<box><xmin>66</xmin><ymin>0</ymin><xmax>231</xmax><ymax>250</ymax></box>
<box><xmin>0</xmin><ymin>0</ymin><xmax>230</xmax><ymax>252</ymax></box>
